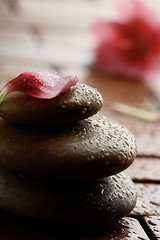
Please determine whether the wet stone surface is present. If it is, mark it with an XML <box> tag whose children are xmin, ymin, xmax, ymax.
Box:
<box><xmin>0</xmin><ymin>83</ymin><xmax>103</xmax><ymax>125</ymax></box>
<box><xmin>0</xmin><ymin>115</ymin><xmax>137</xmax><ymax>179</ymax></box>
<box><xmin>0</xmin><ymin>170</ymin><xmax>136</xmax><ymax>224</ymax></box>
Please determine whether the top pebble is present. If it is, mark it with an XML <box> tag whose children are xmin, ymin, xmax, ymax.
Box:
<box><xmin>0</xmin><ymin>83</ymin><xmax>103</xmax><ymax>125</ymax></box>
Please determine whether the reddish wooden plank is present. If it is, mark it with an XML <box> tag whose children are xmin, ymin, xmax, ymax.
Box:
<box><xmin>0</xmin><ymin>214</ymin><xmax>149</xmax><ymax>240</ymax></box>
<box><xmin>124</xmin><ymin>158</ymin><xmax>160</xmax><ymax>182</ymax></box>
<box><xmin>131</xmin><ymin>183</ymin><xmax>160</xmax><ymax>216</ymax></box>
<box><xmin>144</xmin><ymin>216</ymin><xmax>160</xmax><ymax>239</ymax></box>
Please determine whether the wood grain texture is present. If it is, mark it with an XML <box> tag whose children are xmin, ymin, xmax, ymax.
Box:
<box><xmin>132</xmin><ymin>183</ymin><xmax>160</xmax><ymax>216</ymax></box>
<box><xmin>124</xmin><ymin>158</ymin><xmax>160</xmax><ymax>182</ymax></box>
<box><xmin>144</xmin><ymin>216</ymin><xmax>160</xmax><ymax>239</ymax></box>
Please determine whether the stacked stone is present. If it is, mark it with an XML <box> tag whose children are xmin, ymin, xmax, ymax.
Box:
<box><xmin>0</xmin><ymin>82</ymin><xmax>137</xmax><ymax>224</ymax></box>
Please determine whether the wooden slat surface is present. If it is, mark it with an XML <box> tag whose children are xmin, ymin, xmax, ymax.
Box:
<box><xmin>132</xmin><ymin>183</ymin><xmax>160</xmax><ymax>216</ymax></box>
<box><xmin>0</xmin><ymin>214</ymin><xmax>150</xmax><ymax>240</ymax></box>
<box><xmin>0</xmin><ymin>0</ymin><xmax>160</xmax><ymax>239</ymax></box>
<box><xmin>144</xmin><ymin>216</ymin><xmax>160</xmax><ymax>239</ymax></box>
<box><xmin>124</xmin><ymin>158</ymin><xmax>160</xmax><ymax>182</ymax></box>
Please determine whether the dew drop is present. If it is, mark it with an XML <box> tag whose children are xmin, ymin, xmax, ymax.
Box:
<box><xmin>82</xmin><ymin>108</ymin><xmax>87</xmax><ymax>114</ymax></box>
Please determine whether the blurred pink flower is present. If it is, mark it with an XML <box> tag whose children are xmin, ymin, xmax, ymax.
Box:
<box><xmin>93</xmin><ymin>0</ymin><xmax>160</xmax><ymax>81</ymax></box>
<box><xmin>0</xmin><ymin>72</ymin><xmax>79</xmax><ymax>104</ymax></box>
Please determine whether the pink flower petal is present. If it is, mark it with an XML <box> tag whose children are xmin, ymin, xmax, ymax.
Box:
<box><xmin>117</xmin><ymin>0</ymin><xmax>159</xmax><ymax>30</ymax></box>
<box><xmin>93</xmin><ymin>0</ymin><xmax>160</xmax><ymax>81</ymax></box>
<box><xmin>0</xmin><ymin>72</ymin><xmax>79</xmax><ymax>103</ymax></box>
